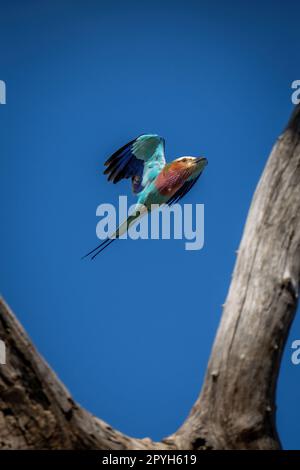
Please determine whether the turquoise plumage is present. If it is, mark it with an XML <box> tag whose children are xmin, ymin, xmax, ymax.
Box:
<box><xmin>83</xmin><ymin>134</ymin><xmax>207</xmax><ymax>259</ymax></box>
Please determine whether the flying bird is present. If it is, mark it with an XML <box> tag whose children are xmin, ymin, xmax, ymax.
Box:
<box><xmin>84</xmin><ymin>134</ymin><xmax>207</xmax><ymax>259</ymax></box>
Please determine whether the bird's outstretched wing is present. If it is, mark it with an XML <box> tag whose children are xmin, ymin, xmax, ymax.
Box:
<box><xmin>104</xmin><ymin>134</ymin><xmax>166</xmax><ymax>193</ymax></box>
<box><xmin>167</xmin><ymin>171</ymin><xmax>203</xmax><ymax>205</ymax></box>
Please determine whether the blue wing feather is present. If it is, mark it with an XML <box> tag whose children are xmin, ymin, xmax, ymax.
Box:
<box><xmin>104</xmin><ymin>134</ymin><xmax>166</xmax><ymax>193</ymax></box>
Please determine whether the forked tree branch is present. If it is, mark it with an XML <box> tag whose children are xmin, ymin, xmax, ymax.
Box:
<box><xmin>168</xmin><ymin>104</ymin><xmax>300</xmax><ymax>449</ymax></box>
<box><xmin>0</xmin><ymin>105</ymin><xmax>299</xmax><ymax>449</ymax></box>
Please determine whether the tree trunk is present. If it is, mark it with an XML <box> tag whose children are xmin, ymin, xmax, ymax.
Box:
<box><xmin>0</xmin><ymin>104</ymin><xmax>299</xmax><ymax>450</ymax></box>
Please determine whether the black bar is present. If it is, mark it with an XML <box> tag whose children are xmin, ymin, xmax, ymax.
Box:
<box><xmin>0</xmin><ymin>450</ymin><xmax>299</xmax><ymax>465</ymax></box>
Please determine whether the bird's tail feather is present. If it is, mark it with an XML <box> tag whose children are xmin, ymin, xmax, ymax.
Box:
<box><xmin>82</xmin><ymin>205</ymin><xmax>147</xmax><ymax>260</ymax></box>
<box><xmin>81</xmin><ymin>237</ymin><xmax>116</xmax><ymax>260</ymax></box>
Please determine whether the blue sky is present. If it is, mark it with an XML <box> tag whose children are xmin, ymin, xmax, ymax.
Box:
<box><xmin>0</xmin><ymin>0</ymin><xmax>299</xmax><ymax>449</ymax></box>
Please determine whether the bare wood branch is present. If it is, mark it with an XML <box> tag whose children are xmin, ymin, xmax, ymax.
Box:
<box><xmin>170</xmin><ymin>104</ymin><xmax>300</xmax><ymax>450</ymax></box>
<box><xmin>0</xmin><ymin>105</ymin><xmax>299</xmax><ymax>449</ymax></box>
<box><xmin>0</xmin><ymin>299</ymin><xmax>172</xmax><ymax>450</ymax></box>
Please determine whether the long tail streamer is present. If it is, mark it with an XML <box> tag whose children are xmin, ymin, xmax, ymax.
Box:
<box><xmin>82</xmin><ymin>237</ymin><xmax>116</xmax><ymax>260</ymax></box>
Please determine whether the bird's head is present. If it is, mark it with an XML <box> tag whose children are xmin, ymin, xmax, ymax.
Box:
<box><xmin>174</xmin><ymin>156</ymin><xmax>208</xmax><ymax>175</ymax></box>
<box><xmin>175</xmin><ymin>156</ymin><xmax>207</xmax><ymax>167</ymax></box>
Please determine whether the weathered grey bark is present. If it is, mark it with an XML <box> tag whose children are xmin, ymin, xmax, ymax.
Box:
<box><xmin>0</xmin><ymin>104</ymin><xmax>299</xmax><ymax>450</ymax></box>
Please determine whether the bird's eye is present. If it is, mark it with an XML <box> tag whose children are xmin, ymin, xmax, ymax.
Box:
<box><xmin>182</xmin><ymin>158</ymin><xmax>187</xmax><ymax>162</ymax></box>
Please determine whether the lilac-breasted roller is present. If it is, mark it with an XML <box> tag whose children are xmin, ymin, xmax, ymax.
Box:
<box><xmin>84</xmin><ymin>134</ymin><xmax>207</xmax><ymax>259</ymax></box>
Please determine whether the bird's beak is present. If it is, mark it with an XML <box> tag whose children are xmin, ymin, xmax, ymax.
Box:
<box><xmin>194</xmin><ymin>157</ymin><xmax>208</xmax><ymax>166</ymax></box>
